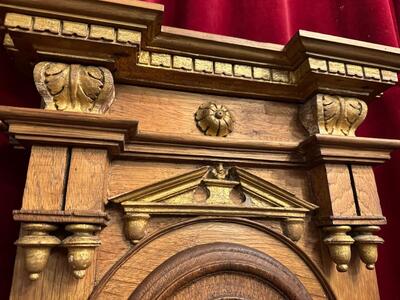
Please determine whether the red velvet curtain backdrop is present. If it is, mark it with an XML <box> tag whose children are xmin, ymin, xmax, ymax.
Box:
<box><xmin>1</xmin><ymin>0</ymin><xmax>400</xmax><ymax>299</ymax></box>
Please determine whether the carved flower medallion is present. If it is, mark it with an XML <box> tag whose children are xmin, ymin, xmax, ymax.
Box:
<box><xmin>195</xmin><ymin>102</ymin><xmax>233</xmax><ymax>136</ymax></box>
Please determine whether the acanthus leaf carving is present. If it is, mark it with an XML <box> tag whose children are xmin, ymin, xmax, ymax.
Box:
<box><xmin>300</xmin><ymin>94</ymin><xmax>367</xmax><ymax>136</ymax></box>
<box><xmin>34</xmin><ymin>62</ymin><xmax>115</xmax><ymax>113</ymax></box>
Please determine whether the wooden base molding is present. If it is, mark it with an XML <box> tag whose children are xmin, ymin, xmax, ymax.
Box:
<box><xmin>13</xmin><ymin>210</ymin><xmax>109</xmax><ymax>225</ymax></box>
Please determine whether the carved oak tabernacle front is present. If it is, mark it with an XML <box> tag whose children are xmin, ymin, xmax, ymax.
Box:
<box><xmin>1</xmin><ymin>1</ymin><xmax>400</xmax><ymax>299</ymax></box>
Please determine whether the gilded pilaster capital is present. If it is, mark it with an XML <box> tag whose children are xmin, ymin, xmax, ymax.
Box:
<box><xmin>300</xmin><ymin>94</ymin><xmax>367</xmax><ymax>136</ymax></box>
<box><xmin>34</xmin><ymin>62</ymin><xmax>115</xmax><ymax>113</ymax></box>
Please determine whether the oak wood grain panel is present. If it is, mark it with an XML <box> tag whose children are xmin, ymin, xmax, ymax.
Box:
<box><xmin>308</xmin><ymin>164</ymin><xmax>357</xmax><ymax>216</ymax></box>
<box><xmin>21</xmin><ymin>145</ymin><xmax>68</xmax><ymax>210</ymax></box>
<box><xmin>245</xmin><ymin>167</ymin><xmax>314</xmax><ymax>204</ymax></box>
<box><xmin>107</xmin><ymin>161</ymin><xmax>201</xmax><ymax>198</ymax></box>
<box><xmin>110</xmin><ymin>85</ymin><xmax>307</xmax><ymax>142</ymax></box>
<box><xmin>61</xmin><ymin>148</ymin><xmax>109</xmax><ymax>299</ymax></box>
<box><xmin>95</xmin><ymin>207</ymin><xmax>131</xmax><ymax>283</ymax></box>
<box><xmin>351</xmin><ymin>165</ymin><xmax>383</xmax><ymax>216</ymax></box>
<box><xmin>173</xmin><ymin>273</ymin><xmax>285</xmax><ymax>300</ymax></box>
<box><xmin>65</xmin><ymin>148</ymin><xmax>109</xmax><ymax>210</ymax></box>
<box><xmin>93</xmin><ymin>220</ymin><xmax>330</xmax><ymax>299</ymax></box>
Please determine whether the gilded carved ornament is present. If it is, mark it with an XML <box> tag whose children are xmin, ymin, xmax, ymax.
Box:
<box><xmin>15</xmin><ymin>222</ymin><xmax>102</xmax><ymax>280</ymax></box>
<box><xmin>323</xmin><ymin>226</ymin><xmax>354</xmax><ymax>272</ymax></box>
<box><xmin>195</xmin><ymin>102</ymin><xmax>234</xmax><ymax>136</ymax></box>
<box><xmin>300</xmin><ymin>94</ymin><xmax>367</xmax><ymax>136</ymax></box>
<box><xmin>124</xmin><ymin>213</ymin><xmax>150</xmax><ymax>244</ymax></box>
<box><xmin>323</xmin><ymin>225</ymin><xmax>384</xmax><ymax>272</ymax></box>
<box><xmin>109</xmin><ymin>164</ymin><xmax>317</xmax><ymax>244</ymax></box>
<box><xmin>353</xmin><ymin>226</ymin><xmax>384</xmax><ymax>270</ymax></box>
<box><xmin>62</xmin><ymin>224</ymin><xmax>101</xmax><ymax>279</ymax></box>
<box><xmin>282</xmin><ymin>218</ymin><xmax>305</xmax><ymax>242</ymax></box>
<box><xmin>15</xmin><ymin>223</ymin><xmax>61</xmax><ymax>280</ymax></box>
<box><xmin>4</xmin><ymin>13</ymin><xmax>141</xmax><ymax>46</ymax></box>
<box><xmin>34</xmin><ymin>62</ymin><xmax>115</xmax><ymax>113</ymax></box>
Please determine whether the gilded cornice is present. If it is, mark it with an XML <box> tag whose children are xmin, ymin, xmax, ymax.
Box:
<box><xmin>1</xmin><ymin>1</ymin><xmax>400</xmax><ymax>100</ymax></box>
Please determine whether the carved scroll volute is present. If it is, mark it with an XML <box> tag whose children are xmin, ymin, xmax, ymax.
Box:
<box><xmin>34</xmin><ymin>62</ymin><xmax>115</xmax><ymax>113</ymax></box>
<box><xmin>300</xmin><ymin>94</ymin><xmax>367</xmax><ymax>136</ymax></box>
<box><xmin>15</xmin><ymin>223</ymin><xmax>61</xmax><ymax>280</ymax></box>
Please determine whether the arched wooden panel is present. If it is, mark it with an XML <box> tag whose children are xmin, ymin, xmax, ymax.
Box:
<box><xmin>130</xmin><ymin>242</ymin><xmax>311</xmax><ymax>300</ymax></box>
<box><xmin>90</xmin><ymin>217</ymin><xmax>335</xmax><ymax>299</ymax></box>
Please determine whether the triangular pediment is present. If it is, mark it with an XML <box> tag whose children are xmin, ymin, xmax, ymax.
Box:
<box><xmin>110</xmin><ymin>165</ymin><xmax>317</xmax><ymax>219</ymax></box>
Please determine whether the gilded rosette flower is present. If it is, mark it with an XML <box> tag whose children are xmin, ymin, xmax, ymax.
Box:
<box><xmin>195</xmin><ymin>102</ymin><xmax>233</xmax><ymax>136</ymax></box>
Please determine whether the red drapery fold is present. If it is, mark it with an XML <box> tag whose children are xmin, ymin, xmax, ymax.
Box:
<box><xmin>1</xmin><ymin>1</ymin><xmax>400</xmax><ymax>298</ymax></box>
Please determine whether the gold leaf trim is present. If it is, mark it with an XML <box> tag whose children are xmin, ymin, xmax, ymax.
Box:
<box><xmin>4</xmin><ymin>12</ymin><xmax>141</xmax><ymax>46</ymax></box>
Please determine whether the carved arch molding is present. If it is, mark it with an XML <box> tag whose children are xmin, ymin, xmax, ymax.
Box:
<box><xmin>89</xmin><ymin>218</ymin><xmax>336</xmax><ymax>300</ymax></box>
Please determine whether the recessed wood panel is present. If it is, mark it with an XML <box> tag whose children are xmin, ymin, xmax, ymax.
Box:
<box><xmin>110</xmin><ymin>85</ymin><xmax>307</xmax><ymax>143</ymax></box>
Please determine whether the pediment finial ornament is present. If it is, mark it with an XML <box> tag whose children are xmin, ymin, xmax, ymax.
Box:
<box><xmin>210</xmin><ymin>163</ymin><xmax>229</xmax><ymax>179</ymax></box>
<box><xmin>110</xmin><ymin>165</ymin><xmax>318</xmax><ymax>244</ymax></box>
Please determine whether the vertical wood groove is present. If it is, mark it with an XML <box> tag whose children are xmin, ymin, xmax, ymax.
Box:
<box><xmin>347</xmin><ymin>165</ymin><xmax>361</xmax><ymax>216</ymax></box>
<box><xmin>61</xmin><ymin>147</ymin><xmax>72</xmax><ymax>210</ymax></box>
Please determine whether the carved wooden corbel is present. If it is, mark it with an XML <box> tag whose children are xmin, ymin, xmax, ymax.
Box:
<box><xmin>62</xmin><ymin>224</ymin><xmax>101</xmax><ymax>279</ymax></box>
<box><xmin>282</xmin><ymin>218</ymin><xmax>305</xmax><ymax>242</ymax></box>
<box><xmin>353</xmin><ymin>226</ymin><xmax>384</xmax><ymax>270</ymax></box>
<box><xmin>123</xmin><ymin>213</ymin><xmax>151</xmax><ymax>244</ymax></box>
<box><xmin>15</xmin><ymin>223</ymin><xmax>61</xmax><ymax>280</ymax></box>
<box><xmin>299</xmin><ymin>94</ymin><xmax>367</xmax><ymax>136</ymax></box>
<box><xmin>323</xmin><ymin>226</ymin><xmax>354</xmax><ymax>272</ymax></box>
<box><xmin>34</xmin><ymin>62</ymin><xmax>115</xmax><ymax>113</ymax></box>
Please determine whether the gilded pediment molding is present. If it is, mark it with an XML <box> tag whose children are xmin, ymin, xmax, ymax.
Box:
<box><xmin>110</xmin><ymin>164</ymin><xmax>317</xmax><ymax>212</ymax></box>
<box><xmin>109</xmin><ymin>164</ymin><xmax>318</xmax><ymax>243</ymax></box>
